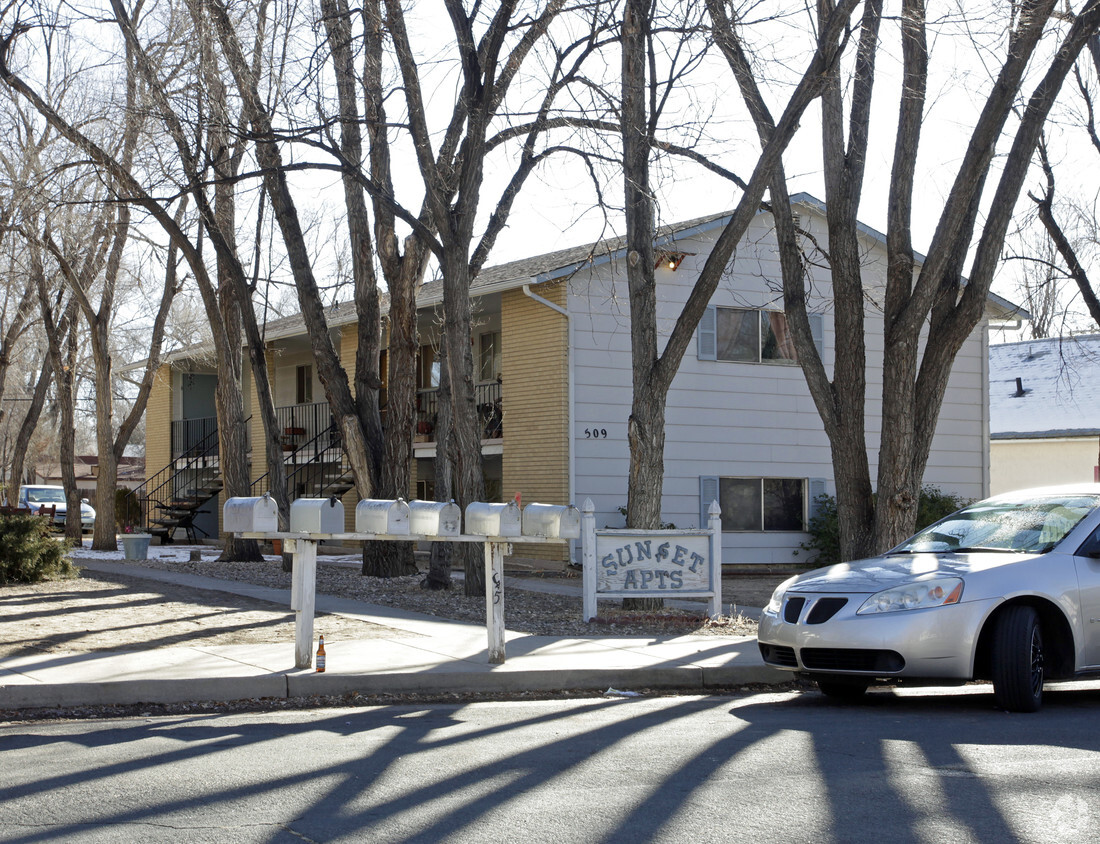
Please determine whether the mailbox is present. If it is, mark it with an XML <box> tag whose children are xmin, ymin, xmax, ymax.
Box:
<box><xmin>408</xmin><ymin>500</ymin><xmax>461</xmax><ymax>536</ymax></box>
<box><xmin>355</xmin><ymin>498</ymin><xmax>411</xmax><ymax>535</ymax></box>
<box><xmin>522</xmin><ymin>503</ymin><xmax>582</xmax><ymax>539</ymax></box>
<box><xmin>290</xmin><ymin>497</ymin><xmax>345</xmax><ymax>534</ymax></box>
<box><xmin>224</xmin><ymin>495</ymin><xmax>279</xmax><ymax>533</ymax></box>
<box><xmin>465</xmin><ymin>500</ymin><xmax>521</xmax><ymax>537</ymax></box>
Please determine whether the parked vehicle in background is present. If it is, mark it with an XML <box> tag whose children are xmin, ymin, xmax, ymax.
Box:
<box><xmin>17</xmin><ymin>485</ymin><xmax>96</xmax><ymax>532</ymax></box>
<box><xmin>758</xmin><ymin>485</ymin><xmax>1100</xmax><ymax>712</ymax></box>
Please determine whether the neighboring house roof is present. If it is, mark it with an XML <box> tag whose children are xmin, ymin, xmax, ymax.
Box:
<box><xmin>33</xmin><ymin>456</ymin><xmax>146</xmax><ymax>487</ymax></box>
<box><xmin>157</xmin><ymin>192</ymin><xmax>1026</xmax><ymax>364</ymax></box>
<box><xmin>989</xmin><ymin>335</ymin><xmax>1100</xmax><ymax>439</ymax></box>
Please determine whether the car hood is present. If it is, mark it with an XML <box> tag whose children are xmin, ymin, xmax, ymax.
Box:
<box><xmin>783</xmin><ymin>551</ymin><xmax>1034</xmax><ymax>594</ymax></box>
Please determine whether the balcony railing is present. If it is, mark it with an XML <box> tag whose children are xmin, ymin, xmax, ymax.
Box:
<box><xmin>169</xmin><ymin>385</ymin><xmax>502</xmax><ymax>463</ymax></box>
<box><xmin>276</xmin><ymin>401</ymin><xmax>339</xmax><ymax>454</ymax></box>
<box><xmin>416</xmin><ymin>381</ymin><xmax>502</xmax><ymax>441</ymax></box>
<box><xmin>171</xmin><ymin>416</ymin><xmax>218</xmax><ymax>459</ymax></box>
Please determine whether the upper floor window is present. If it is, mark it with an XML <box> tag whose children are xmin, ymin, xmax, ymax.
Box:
<box><xmin>479</xmin><ymin>331</ymin><xmax>501</xmax><ymax>382</ymax></box>
<box><xmin>698</xmin><ymin>305</ymin><xmax>823</xmax><ymax>363</ymax></box>
<box><xmin>718</xmin><ymin>308</ymin><xmax>797</xmax><ymax>363</ymax></box>
<box><xmin>417</xmin><ymin>345</ymin><xmax>440</xmax><ymax>390</ymax></box>
<box><xmin>296</xmin><ymin>364</ymin><xmax>313</xmax><ymax>404</ymax></box>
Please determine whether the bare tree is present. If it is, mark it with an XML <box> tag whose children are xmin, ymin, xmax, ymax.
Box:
<box><xmin>379</xmin><ymin>0</ymin><xmax>618</xmax><ymax>594</ymax></box>
<box><xmin>0</xmin><ymin>6</ymin><xmax>283</xmax><ymax>559</ymax></box>
<box><xmin>1027</xmin><ymin>122</ymin><xmax>1100</xmax><ymax>330</ymax></box>
<box><xmin>617</xmin><ymin>0</ymin><xmax>859</xmax><ymax>559</ymax></box>
<box><xmin>742</xmin><ymin>1</ymin><xmax>1100</xmax><ymax>560</ymax></box>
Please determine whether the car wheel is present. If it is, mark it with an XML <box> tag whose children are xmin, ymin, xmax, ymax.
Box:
<box><xmin>991</xmin><ymin>605</ymin><xmax>1044</xmax><ymax>713</ymax></box>
<box><xmin>816</xmin><ymin>680</ymin><xmax>869</xmax><ymax>700</ymax></box>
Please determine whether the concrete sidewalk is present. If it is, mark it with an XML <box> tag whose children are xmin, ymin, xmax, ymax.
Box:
<box><xmin>0</xmin><ymin>559</ymin><xmax>785</xmax><ymax>710</ymax></box>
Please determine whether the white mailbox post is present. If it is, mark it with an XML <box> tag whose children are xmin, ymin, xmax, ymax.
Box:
<box><xmin>227</xmin><ymin>497</ymin><xmax>575</xmax><ymax>669</ymax></box>
<box><xmin>287</xmin><ymin>498</ymin><xmax>343</xmax><ymax>668</ymax></box>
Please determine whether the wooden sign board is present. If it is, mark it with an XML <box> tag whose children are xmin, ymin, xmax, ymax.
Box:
<box><xmin>581</xmin><ymin>499</ymin><xmax>723</xmax><ymax>621</ymax></box>
<box><xmin>595</xmin><ymin>531</ymin><xmax>713</xmax><ymax>594</ymax></box>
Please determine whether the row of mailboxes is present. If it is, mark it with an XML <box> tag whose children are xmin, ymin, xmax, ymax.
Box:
<box><xmin>223</xmin><ymin>495</ymin><xmax>581</xmax><ymax>539</ymax></box>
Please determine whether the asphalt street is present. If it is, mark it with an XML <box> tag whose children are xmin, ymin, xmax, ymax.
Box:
<box><xmin>4</xmin><ymin>684</ymin><xmax>1100</xmax><ymax>843</ymax></box>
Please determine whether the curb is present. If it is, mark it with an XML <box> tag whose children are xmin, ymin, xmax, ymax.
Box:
<box><xmin>3</xmin><ymin>665</ymin><xmax>789</xmax><ymax>709</ymax></box>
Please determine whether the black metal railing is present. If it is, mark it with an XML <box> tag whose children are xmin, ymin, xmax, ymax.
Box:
<box><xmin>276</xmin><ymin>401</ymin><xmax>338</xmax><ymax>452</ymax></box>
<box><xmin>252</xmin><ymin>415</ymin><xmax>349</xmax><ymax>504</ymax></box>
<box><xmin>416</xmin><ymin>381</ymin><xmax>502</xmax><ymax>441</ymax></box>
<box><xmin>130</xmin><ymin>423</ymin><xmax>222</xmax><ymax>532</ymax></box>
<box><xmin>171</xmin><ymin>416</ymin><xmax>218</xmax><ymax>458</ymax></box>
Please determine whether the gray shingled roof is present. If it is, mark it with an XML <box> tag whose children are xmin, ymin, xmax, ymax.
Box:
<box><xmin>162</xmin><ymin>193</ymin><xmax>1026</xmax><ymax>362</ymax></box>
<box><xmin>989</xmin><ymin>335</ymin><xmax>1100</xmax><ymax>439</ymax></box>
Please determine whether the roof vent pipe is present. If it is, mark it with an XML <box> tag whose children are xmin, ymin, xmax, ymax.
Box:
<box><xmin>1014</xmin><ymin>377</ymin><xmax>1026</xmax><ymax>397</ymax></box>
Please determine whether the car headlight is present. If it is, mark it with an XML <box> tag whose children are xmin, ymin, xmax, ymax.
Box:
<box><xmin>765</xmin><ymin>575</ymin><xmax>798</xmax><ymax>615</ymax></box>
<box><xmin>857</xmin><ymin>577</ymin><xmax>964</xmax><ymax>615</ymax></box>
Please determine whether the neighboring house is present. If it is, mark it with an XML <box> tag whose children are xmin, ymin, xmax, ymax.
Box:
<box><xmin>32</xmin><ymin>455</ymin><xmax>146</xmax><ymax>498</ymax></box>
<box><xmin>989</xmin><ymin>335</ymin><xmax>1100</xmax><ymax>494</ymax></box>
<box><xmin>139</xmin><ymin>193</ymin><xmax>1018</xmax><ymax>562</ymax></box>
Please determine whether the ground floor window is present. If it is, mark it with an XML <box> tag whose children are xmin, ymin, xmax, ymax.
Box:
<box><xmin>716</xmin><ymin>477</ymin><xmax>806</xmax><ymax>532</ymax></box>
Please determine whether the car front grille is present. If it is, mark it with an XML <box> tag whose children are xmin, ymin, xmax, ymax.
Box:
<box><xmin>759</xmin><ymin>643</ymin><xmax>798</xmax><ymax>667</ymax></box>
<box><xmin>783</xmin><ymin>596</ymin><xmax>806</xmax><ymax>623</ymax></box>
<box><xmin>800</xmin><ymin>648</ymin><xmax>904</xmax><ymax>673</ymax></box>
<box><xmin>805</xmin><ymin>597</ymin><xmax>848</xmax><ymax>624</ymax></box>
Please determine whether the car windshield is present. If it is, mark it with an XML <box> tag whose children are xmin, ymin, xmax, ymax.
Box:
<box><xmin>893</xmin><ymin>494</ymin><xmax>1100</xmax><ymax>555</ymax></box>
<box><xmin>24</xmin><ymin>488</ymin><xmax>65</xmax><ymax>504</ymax></box>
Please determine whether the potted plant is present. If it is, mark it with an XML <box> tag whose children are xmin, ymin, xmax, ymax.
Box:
<box><xmin>118</xmin><ymin>523</ymin><xmax>153</xmax><ymax>561</ymax></box>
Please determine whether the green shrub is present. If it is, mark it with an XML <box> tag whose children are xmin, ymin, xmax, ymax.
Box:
<box><xmin>915</xmin><ymin>485</ymin><xmax>970</xmax><ymax>529</ymax></box>
<box><xmin>800</xmin><ymin>485</ymin><xmax>972</xmax><ymax>566</ymax></box>
<box><xmin>0</xmin><ymin>512</ymin><xmax>76</xmax><ymax>585</ymax></box>
<box><xmin>800</xmin><ymin>492</ymin><xmax>840</xmax><ymax>566</ymax></box>
<box><xmin>116</xmin><ymin>488</ymin><xmax>142</xmax><ymax>532</ymax></box>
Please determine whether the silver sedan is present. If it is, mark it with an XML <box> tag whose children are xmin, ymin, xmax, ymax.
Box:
<box><xmin>757</xmin><ymin>484</ymin><xmax>1100</xmax><ymax>711</ymax></box>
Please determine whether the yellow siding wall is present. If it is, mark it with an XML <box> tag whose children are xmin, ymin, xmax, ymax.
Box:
<box><xmin>145</xmin><ymin>365</ymin><xmax>172</xmax><ymax>477</ymax></box>
<box><xmin>248</xmin><ymin>351</ymin><xmax>270</xmax><ymax>485</ymax></box>
<box><xmin>501</xmin><ymin>281</ymin><xmax>570</xmax><ymax>560</ymax></box>
<box><xmin>339</xmin><ymin>324</ymin><xmax>359</xmax><ymax>529</ymax></box>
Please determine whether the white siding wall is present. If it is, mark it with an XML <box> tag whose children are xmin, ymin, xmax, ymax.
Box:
<box><xmin>568</xmin><ymin>211</ymin><xmax>990</xmax><ymax>565</ymax></box>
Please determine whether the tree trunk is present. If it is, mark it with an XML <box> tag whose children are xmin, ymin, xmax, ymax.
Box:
<box><xmin>424</xmin><ymin>341</ymin><xmax>454</xmax><ymax>591</ymax></box>
<box><xmin>6</xmin><ymin>364</ymin><xmax>51</xmax><ymax>508</ymax></box>
<box><xmin>441</xmin><ymin>251</ymin><xmax>486</xmax><ymax>597</ymax></box>
<box><xmin>60</xmin><ymin>319</ymin><xmax>82</xmax><ymax>547</ymax></box>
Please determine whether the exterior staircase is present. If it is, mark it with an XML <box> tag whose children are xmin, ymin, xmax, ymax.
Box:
<box><xmin>131</xmin><ymin>426</ymin><xmax>223</xmax><ymax>545</ymax></box>
<box><xmin>136</xmin><ymin>417</ymin><xmax>353</xmax><ymax>544</ymax></box>
<box><xmin>148</xmin><ymin>471</ymin><xmax>224</xmax><ymax>544</ymax></box>
<box><xmin>251</xmin><ymin>421</ymin><xmax>354</xmax><ymax>507</ymax></box>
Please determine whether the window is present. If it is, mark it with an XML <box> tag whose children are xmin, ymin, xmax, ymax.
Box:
<box><xmin>698</xmin><ymin>306</ymin><xmax>823</xmax><ymax>362</ymax></box>
<box><xmin>479</xmin><ymin>331</ymin><xmax>501</xmax><ymax>382</ymax></box>
<box><xmin>706</xmin><ymin>477</ymin><xmax>807</xmax><ymax>532</ymax></box>
<box><xmin>296</xmin><ymin>365</ymin><xmax>313</xmax><ymax>404</ymax></box>
<box><xmin>417</xmin><ymin>345</ymin><xmax>440</xmax><ymax>390</ymax></box>
<box><xmin>715</xmin><ymin>308</ymin><xmax>797</xmax><ymax>363</ymax></box>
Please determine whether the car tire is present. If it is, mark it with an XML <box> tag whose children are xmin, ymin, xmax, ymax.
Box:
<box><xmin>991</xmin><ymin>605</ymin><xmax>1044</xmax><ymax>713</ymax></box>
<box><xmin>816</xmin><ymin>680</ymin><xmax>869</xmax><ymax>700</ymax></box>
